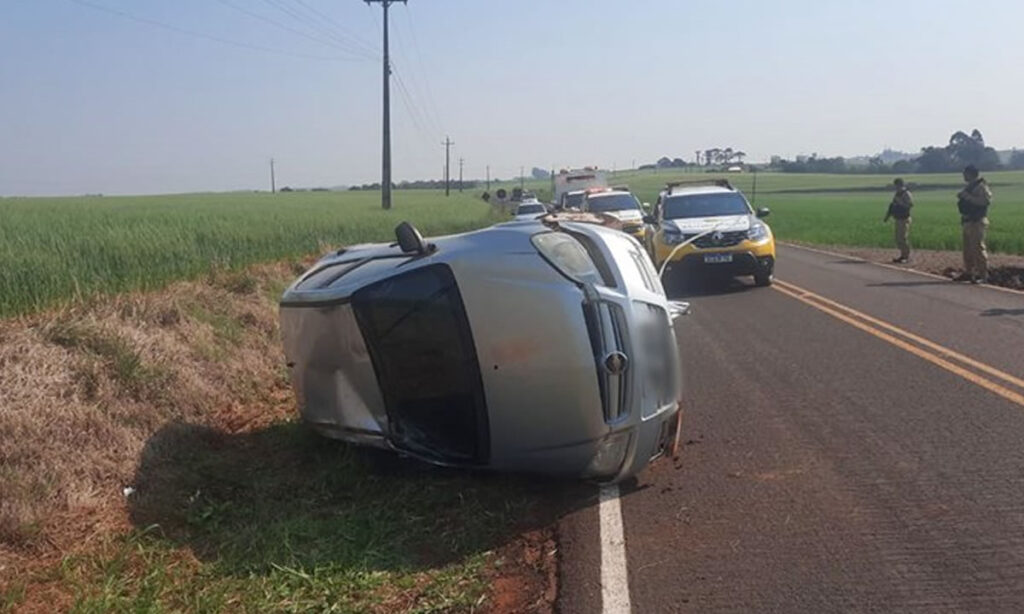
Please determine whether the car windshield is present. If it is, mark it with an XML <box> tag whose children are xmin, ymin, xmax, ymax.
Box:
<box><xmin>517</xmin><ymin>204</ymin><xmax>544</xmax><ymax>215</ymax></box>
<box><xmin>663</xmin><ymin>193</ymin><xmax>751</xmax><ymax>219</ymax></box>
<box><xmin>564</xmin><ymin>193</ymin><xmax>585</xmax><ymax>208</ymax></box>
<box><xmin>587</xmin><ymin>193</ymin><xmax>640</xmax><ymax>213</ymax></box>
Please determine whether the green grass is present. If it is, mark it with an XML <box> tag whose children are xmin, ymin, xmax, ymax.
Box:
<box><xmin>504</xmin><ymin>169</ymin><xmax>1024</xmax><ymax>255</ymax></box>
<box><xmin>35</xmin><ymin>421</ymin><xmax>561</xmax><ymax>614</ymax></box>
<box><xmin>0</xmin><ymin>190</ymin><xmax>497</xmax><ymax>318</ymax></box>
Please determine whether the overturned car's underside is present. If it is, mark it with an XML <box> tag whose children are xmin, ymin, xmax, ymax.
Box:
<box><xmin>280</xmin><ymin>219</ymin><xmax>683</xmax><ymax>482</ymax></box>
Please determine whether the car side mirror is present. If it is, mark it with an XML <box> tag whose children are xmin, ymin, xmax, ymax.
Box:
<box><xmin>756</xmin><ymin>207</ymin><xmax>771</xmax><ymax>218</ymax></box>
<box><xmin>643</xmin><ymin>215</ymin><xmax>656</xmax><ymax>225</ymax></box>
<box><xmin>395</xmin><ymin>221</ymin><xmax>433</xmax><ymax>255</ymax></box>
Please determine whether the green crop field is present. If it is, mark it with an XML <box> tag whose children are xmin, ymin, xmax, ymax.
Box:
<box><xmin>0</xmin><ymin>190</ymin><xmax>497</xmax><ymax>318</ymax></box>
<box><xmin>4</xmin><ymin>172</ymin><xmax>1023</xmax><ymax>318</ymax></box>
<box><xmin>513</xmin><ymin>169</ymin><xmax>1024</xmax><ymax>256</ymax></box>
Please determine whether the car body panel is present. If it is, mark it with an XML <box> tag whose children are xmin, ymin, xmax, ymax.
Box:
<box><xmin>279</xmin><ymin>221</ymin><xmax>683</xmax><ymax>482</ymax></box>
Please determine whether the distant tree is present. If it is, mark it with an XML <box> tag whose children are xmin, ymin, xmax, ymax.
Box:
<box><xmin>734</xmin><ymin>151</ymin><xmax>747</xmax><ymax>164</ymax></box>
<box><xmin>892</xmin><ymin>159</ymin><xmax>917</xmax><ymax>174</ymax></box>
<box><xmin>670</xmin><ymin>157</ymin><xmax>687</xmax><ymax>168</ymax></box>
<box><xmin>946</xmin><ymin>128</ymin><xmax>1002</xmax><ymax>171</ymax></box>
<box><xmin>1009</xmin><ymin>150</ymin><xmax>1024</xmax><ymax>170</ymax></box>
<box><xmin>657</xmin><ymin>156</ymin><xmax>673</xmax><ymax>168</ymax></box>
<box><xmin>280</xmin><ymin>186</ymin><xmax>294</xmax><ymax>192</ymax></box>
<box><xmin>638</xmin><ymin>163</ymin><xmax>657</xmax><ymax>171</ymax></box>
<box><xmin>531</xmin><ymin>167</ymin><xmax>551</xmax><ymax>180</ymax></box>
<box><xmin>916</xmin><ymin>146</ymin><xmax>955</xmax><ymax>173</ymax></box>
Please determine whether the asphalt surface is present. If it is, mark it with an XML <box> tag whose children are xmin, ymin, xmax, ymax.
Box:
<box><xmin>558</xmin><ymin>244</ymin><xmax>1024</xmax><ymax>613</ymax></box>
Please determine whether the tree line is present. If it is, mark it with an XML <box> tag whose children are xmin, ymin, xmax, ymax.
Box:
<box><xmin>773</xmin><ymin>129</ymin><xmax>1024</xmax><ymax>174</ymax></box>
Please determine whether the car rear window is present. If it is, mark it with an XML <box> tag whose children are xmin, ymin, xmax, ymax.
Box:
<box><xmin>351</xmin><ymin>264</ymin><xmax>489</xmax><ymax>463</ymax></box>
<box><xmin>587</xmin><ymin>193</ymin><xmax>640</xmax><ymax>213</ymax></box>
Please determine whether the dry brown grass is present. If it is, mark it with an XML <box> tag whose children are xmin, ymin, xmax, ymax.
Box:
<box><xmin>0</xmin><ymin>261</ymin><xmax>300</xmax><ymax>554</ymax></box>
<box><xmin>0</xmin><ymin>255</ymin><xmax>561</xmax><ymax>614</ymax></box>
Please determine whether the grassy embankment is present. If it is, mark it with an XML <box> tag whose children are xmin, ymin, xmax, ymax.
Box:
<box><xmin>0</xmin><ymin>192</ymin><xmax>560</xmax><ymax>613</ymax></box>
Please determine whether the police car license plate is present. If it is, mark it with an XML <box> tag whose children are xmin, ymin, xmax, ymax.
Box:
<box><xmin>704</xmin><ymin>254</ymin><xmax>733</xmax><ymax>264</ymax></box>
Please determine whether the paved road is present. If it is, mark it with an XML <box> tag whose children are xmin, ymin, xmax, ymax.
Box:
<box><xmin>558</xmin><ymin>244</ymin><xmax>1024</xmax><ymax>613</ymax></box>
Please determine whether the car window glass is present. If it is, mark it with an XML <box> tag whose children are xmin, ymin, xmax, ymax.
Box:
<box><xmin>664</xmin><ymin>193</ymin><xmax>751</xmax><ymax>219</ymax></box>
<box><xmin>352</xmin><ymin>264</ymin><xmax>487</xmax><ymax>463</ymax></box>
<box><xmin>587</xmin><ymin>194</ymin><xmax>641</xmax><ymax>213</ymax></box>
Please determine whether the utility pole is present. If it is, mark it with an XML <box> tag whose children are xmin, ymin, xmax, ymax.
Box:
<box><xmin>442</xmin><ymin>136</ymin><xmax>453</xmax><ymax>196</ymax></box>
<box><xmin>458</xmin><ymin>158</ymin><xmax>464</xmax><ymax>192</ymax></box>
<box><xmin>269</xmin><ymin>158</ymin><xmax>276</xmax><ymax>193</ymax></box>
<box><xmin>365</xmin><ymin>0</ymin><xmax>406</xmax><ymax>210</ymax></box>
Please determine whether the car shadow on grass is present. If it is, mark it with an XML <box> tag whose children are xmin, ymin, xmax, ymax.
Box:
<box><xmin>127</xmin><ymin>420</ymin><xmax>593</xmax><ymax>579</ymax></box>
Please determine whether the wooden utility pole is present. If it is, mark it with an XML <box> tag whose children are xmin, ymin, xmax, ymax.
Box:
<box><xmin>442</xmin><ymin>137</ymin><xmax>453</xmax><ymax>196</ymax></box>
<box><xmin>270</xmin><ymin>158</ymin><xmax>276</xmax><ymax>193</ymax></box>
<box><xmin>365</xmin><ymin>0</ymin><xmax>406</xmax><ymax>209</ymax></box>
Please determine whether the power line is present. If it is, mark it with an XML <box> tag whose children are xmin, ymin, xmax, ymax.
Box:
<box><xmin>290</xmin><ymin>0</ymin><xmax>380</xmax><ymax>55</ymax></box>
<box><xmin>66</xmin><ymin>0</ymin><xmax>363</xmax><ymax>62</ymax></box>
<box><xmin>391</xmin><ymin>62</ymin><xmax>435</xmax><ymax>143</ymax></box>
<box><xmin>213</xmin><ymin>0</ymin><xmax>371</xmax><ymax>57</ymax></box>
<box><xmin>261</xmin><ymin>0</ymin><xmax>378</xmax><ymax>60</ymax></box>
<box><xmin>393</xmin><ymin>6</ymin><xmax>445</xmax><ymax>137</ymax></box>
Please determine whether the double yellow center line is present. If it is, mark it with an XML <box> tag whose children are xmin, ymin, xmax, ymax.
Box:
<box><xmin>773</xmin><ymin>279</ymin><xmax>1024</xmax><ymax>408</ymax></box>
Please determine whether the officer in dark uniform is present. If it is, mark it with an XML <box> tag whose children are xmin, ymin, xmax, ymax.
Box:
<box><xmin>956</xmin><ymin>165</ymin><xmax>993</xmax><ymax>284</ymax></box>
<box><xmin>884</xmin><ymin>178</ymin><xmax>914</xmax><ymax>263</ymax></box>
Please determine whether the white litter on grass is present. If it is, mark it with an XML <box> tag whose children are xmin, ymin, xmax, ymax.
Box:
<box><xmin>122</xmin><ymin>486</ymin><xmax>136</xmax><ymax>497</ymax></box>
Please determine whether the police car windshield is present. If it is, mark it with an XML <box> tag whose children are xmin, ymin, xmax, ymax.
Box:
<box><xmin>587</xmin><ymin>193</ymin><xmax>640</xmax><ymax>213</ymax></box>
<box><xmin>516</xmin><ymin>204</ymin><xmax>545</xmax><ymax>214</ymax></box>
<box><xmin>663</xmin><ymin>193</ymin><xmax>751</xmax><ymax>219</ymax></box>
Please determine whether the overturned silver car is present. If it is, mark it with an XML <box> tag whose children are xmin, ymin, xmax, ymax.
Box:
<box><xmin>280</xmin><ymin>219</ymin><xmax>683</xmax><ymax>482</ymax></box>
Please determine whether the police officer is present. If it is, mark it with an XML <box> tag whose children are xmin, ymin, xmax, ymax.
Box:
<box><xmin>956</xmin><ymin>165</ymin><xmax>993</xmax><ymax>284</ymax></box>
<box><xmin>884</xmin><ymin>178</ymin><xmax>914</xmax><ymax>263</ymax></box>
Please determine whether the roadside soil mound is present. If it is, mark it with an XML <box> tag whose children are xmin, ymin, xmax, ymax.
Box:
<box><xmin>794</xmin><ymin>244</ymin><xmax>1024</xmax><ymax>291</ymax></box>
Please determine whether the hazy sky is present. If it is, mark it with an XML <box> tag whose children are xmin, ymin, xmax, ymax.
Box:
<box><xmin>3</xmin><ymin>0</ymin><xmax>1024</xmax><ymax>196</ymax></box>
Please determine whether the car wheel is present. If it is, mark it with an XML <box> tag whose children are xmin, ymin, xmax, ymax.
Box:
<box><xmin>754</xmin><ymin>270</ymin><xmax>774</xmax><ymax>287</ymax></box>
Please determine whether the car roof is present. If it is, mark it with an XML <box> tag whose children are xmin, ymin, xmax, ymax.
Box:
<box><xmin>586</xmin><ymin>190</ymin><xmax>631</xmax><ymax>199</ymax></box>
<box><xmin>664</xmin><ymin>185</ymin><xmax>734</xmax><ymax>196</ymax></box>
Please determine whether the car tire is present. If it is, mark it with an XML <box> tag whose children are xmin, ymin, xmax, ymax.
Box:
<box><xmin>754</xmin><ymin>270</ymin><xmax>774</xmax><ymax>287</ymax></box>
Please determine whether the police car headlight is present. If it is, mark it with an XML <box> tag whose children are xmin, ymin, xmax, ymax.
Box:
<box><xmin>747</xmin><ymin>223</ymin><xmax>768</xmax><ymax>241</ymax></box>
<box><xmin>662</xmin><ymin>230</ymin><xmax>686</xmax><ymax>245</ymax></box>
<box><xmin>532</xmin><ymin>232</ymin><xmax>603</xmax><ymax>285</ymax></box>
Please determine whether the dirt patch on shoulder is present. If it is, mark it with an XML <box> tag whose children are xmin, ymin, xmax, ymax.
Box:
<box><xmin>486</xmin><ymin>529</ymin><xmax>558</xmax><ymax>614</ymax></box>
<box><xmin>791</xmin><ymin>243</ymin><xmax>1024</xmax><ymax>291</ymax></box>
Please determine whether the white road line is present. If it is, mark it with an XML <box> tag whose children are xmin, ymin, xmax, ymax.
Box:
<box><xmin>599</xmin><ymin>483</ymin><xmax>632</xmax><ymax>614</ymax></box>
